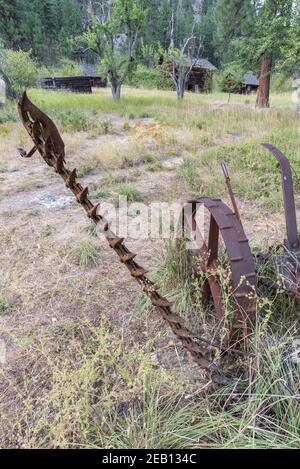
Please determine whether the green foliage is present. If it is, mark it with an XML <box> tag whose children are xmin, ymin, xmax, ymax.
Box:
<box><xmin>0</xmin><ymin>100</ymin><xmax>17</xmax><ymax>123</ymax></box>
<box><xmin>218</xmin><ymin>67</ymin><xmax>244</xmax><ymax>93</ymax></box>
<box><xmin>55</xmin><ymin>59</ymin><xmax>82</xmax><ymax>77</ymax></box>
<box><xmin>117</xmin><ymin>184</ymin><xmax>145</xmax><ymax>202</ymax></box>
<box><xmin>0</xmin><ymin>296</ymin><xmax>11</xmax><ymax>314</ymax></box>
<box><xmin>54</xmin><ymin>110</ymin><xmax>93</xmax><ymax>132</ymax></box>
<box><xmin>78</xmin><ymin>0</ymin><xmax>148</xmax><ymax>99</ymax></box>
<box><xmin>214</xmin><ymin>0</ymin><xmax>299</xmax><ymax>105</ymax></box>
<box><xmin>0</xmin><ymin>0</ymin><xmax>83</xmax><ymax>62</ymax></box>
<box><xmin>73</xmin><ymin>241</ymin><xmax>98</xmax><ymax>268</ymax></box>
<box><xmin>215</xmin><ymin>0</ymin><xmax>255</xmax><ymax>63</ymax></box>
<box><xmin>0</xmin><ymin>0</ymin><xmax>299</xmax><ymax>90</ymax></box>
<box><xmin>228</xmin><ymin>1</ymin><xmax>297</xmax><ymax>73</ymax></box>
<box><xmin>0</xmin><ymin>47</ymin><xmax>37</xmax><ymax>98</ymax></box>
<box><xmin>58</xmin><ymin>0</ymin><xmax>83</xmax><ymax>56</ymax></box>
<box><xmin>90</xmin><ymin>183</ymin><xmax>109</xmax><ymax>199</ymax></box>
<box><xmin>126</xmin><ymin>64</ymin><xmax>173</xmax><ymax>90</ymax></box>
<box><xmin>282</xmin><ymin>1</ymin><xmax>300</xmax><ymax>73</ymax></box>
<box><xmin>36</xmin><ymin>65</ymin><xmax>51</xmax><ymax>80</ymax></box>
<box><xmin>271</xmin><ymin>73</ymin><xmax>293</xmax><ymax>92</ymax></box>
<box><xmin>199</xmin><ymin>0</ymin><xmax>218</xmax><ymax>65</ymax></box>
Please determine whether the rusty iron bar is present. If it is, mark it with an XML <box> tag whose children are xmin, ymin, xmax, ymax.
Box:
<box><xmin>262</xmin><ymin>144</ymin><xmax>300</xmax><ymax>251</ymax></box>
<box><xmin>221</xmin><ymin>162</ymin><xmax>241</xmax><ymax>221</ymax></box>
<box><xmin>17</xmin><ymin>91</ymin><xmax>229</xmax><ymax>377</ymax></box>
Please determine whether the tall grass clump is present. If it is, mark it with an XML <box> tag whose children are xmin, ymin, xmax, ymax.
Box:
<box><xmin>117</xmin><ymin>184</ymin><xmax>145</xmax><ymax>202</ymax></box>
<box><xmin>72</xmin><ymin>241</ymin><xmax>98</xmax><ymax>268</ymax></box>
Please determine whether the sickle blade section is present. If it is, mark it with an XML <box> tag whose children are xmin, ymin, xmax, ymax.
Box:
<box><xmin>18</xmin><ymin>91</ymin><xmax>65</xmax><ymax>161</ymax></box>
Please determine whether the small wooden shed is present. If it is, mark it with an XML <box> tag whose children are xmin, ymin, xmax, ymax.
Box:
<box><xmin>186</xmin><ymin>58</ymin><xmax>217</xmax><ymax>93</ymax></box>
<box><xmin>39</xmin><ymin>76</ymin><xmax>93</xmax><ymax>93</ymax></box>
<box><xmin>222</xmin><ymin>71</ymin><xmax>259</xmax><ymax>94</ymax></box>
<box><xmin>243</xmin><ymin>72</ymin><xmax>259</xmax><ymax>93</ymax></box>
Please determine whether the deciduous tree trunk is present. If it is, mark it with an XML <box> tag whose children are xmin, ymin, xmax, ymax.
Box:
<box><xmin>111</xmin><ymin>80</ymin><xmax>122</xmax><ymax>101</ymax></box>
<box><xmin>176</xmin><ymin>78</ymin><xmax>185</xmax><ymax>100</ymax></box>
<box><xmin>256</xmin><ymin>55</ymin><xmax>272</xmax><ymax>108</ymax></box>
<box><xmin>0</xmin><ymin>69</ymin><xmax>16</xmax><ymax>100</ymax></box>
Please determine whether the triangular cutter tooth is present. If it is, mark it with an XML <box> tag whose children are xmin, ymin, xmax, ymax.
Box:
<box><xmin>120</xmin><ymin>252</ymin><xmax>137</xmax><ymax>263</ymax></box>
<box><xmin>66</xmin><ymin>169</ymin><xmax>77</xmax><ymax>188</ymax></box>
<box><xmin>108</xmin><ymin>237</ymin><xmax>124</xmax><ymax>248</ymax></box>
<box><xmin>130</xmin><ymin>267</ymin><xmax>148</xmax><ymax>278</ymax></box>
<box><xmin>88</xmin><ymin>203</ymin><xmax>100</xmax><ymax>219</ymax></box>
<box><xmin>77</xmin><ymin>187</ymin><xmax>89</xmax><ymax>203</ymax></box>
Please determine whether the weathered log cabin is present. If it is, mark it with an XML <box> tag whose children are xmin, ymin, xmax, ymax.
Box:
<box><xmin>39</xmin><ymin>76</ymin><xmax>93</xmax><ymax>93</ymax></box>
<box><xmin>222</xmin><ymin>71</ymin><xmax>259</xmax><ymax>94</ymax></box>
<box><xmin>160</xmin><ymin>57</ymin><xmax>217</xmax><ymax>93</ymax></box>
<box><xmin>38</xmin><ymin>64</ymin><xmax>107</xmax><ymax>94</ymax></box>
<box><xmin>186</xmin><ymin>58</ymin><xmax>217</xmax><ymax>93</ymax></box>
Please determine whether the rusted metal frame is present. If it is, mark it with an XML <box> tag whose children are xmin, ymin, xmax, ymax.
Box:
<box><xmin>18</xmin><ymin>92</ymin><xmax>221</xmax><ymax>374</ymax></box>
<box><xmin>185</xmin><ymin>197</ymin><xmax>257</xmax><ymax>338</ymax></box>
<box><xmin>262</xmin><ymin>144</ymin><xmax>300</xmax><ymax>251</ymax></box>
<box><xmin>201</xmin><ymin>197</ymin><xmax>257</xmax><ymax>333</ymax></box>
<box><xmin>183</xmin><ymin>203</ymin><xmax>224</xmax><ymax>319</ymax></box>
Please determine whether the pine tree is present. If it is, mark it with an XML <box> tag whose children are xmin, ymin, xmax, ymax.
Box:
<box><xmin>199</xmin><ymin>0</ymin><xmax>217</xmax><ymax>64</ymax></box>
<box><xmin>59</xmin><ymin>0</ymin><xmax>83</xmax><ymax>57</ymax></box>
<box><xmin>254</xmin><ymin>0</ymin><xmax>294</xmax><ymax>107</ymax></box>
<box><xmin>215</xmin><ymin>0</ymin><xmax>255</xmax><ymax>62</ymax></box>
<box><xmin>0</xmin><ymin>0</ymin><xmax>23</xmax><ymax>49</ymax></box>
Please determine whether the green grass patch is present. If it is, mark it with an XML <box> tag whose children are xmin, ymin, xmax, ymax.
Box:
<box><xmin>72</xmin><ymin>241</ymin><xmax>98</xmax><ymax>268</ymax></box>
<box><xmin>0</xmin><ymin>296</ymin><xmax>12</xmax><ymax>314</ymax></box>
<box><xmin>117</xmin><ymin>183</ymin><xmax>145</xmax><ymax>202</ymax></box>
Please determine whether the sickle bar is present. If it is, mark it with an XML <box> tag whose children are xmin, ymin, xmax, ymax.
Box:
<box><xmin>17</xmin><ymin>91</ymin><xmax>226</xmax><ymax>377</ymax></box>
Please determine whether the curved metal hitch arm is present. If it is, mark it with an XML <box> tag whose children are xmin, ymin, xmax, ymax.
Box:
<box><xmin>262</xmin><ymin>144</ymin><xmax>300</xmax><ymax>251</ymax></box>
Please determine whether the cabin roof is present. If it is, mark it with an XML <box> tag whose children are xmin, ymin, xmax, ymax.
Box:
<box><xmin>192</xmin><ymin>58</ymin><xmax>217</xmax><ymax>70</ymax></box>
<box><xmin>243</xmin><ymin>72</ymin><xmax>259</xmax><ymax>86</ymax></box>
<box><xmin>228</xmin><ymin>71</ymin><xmax>259</xmax><ymax>87</ymax></box>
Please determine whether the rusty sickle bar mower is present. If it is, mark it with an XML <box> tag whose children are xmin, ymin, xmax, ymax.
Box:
<box><xmin>17</xmin><ymin>92</ymin><xmax>220</xmax><ymax>378</ymax></box>
<box><xmin>17</xmin><ymin>92</ymin><xmax>300</xmax><ymax>379</ymax></box>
